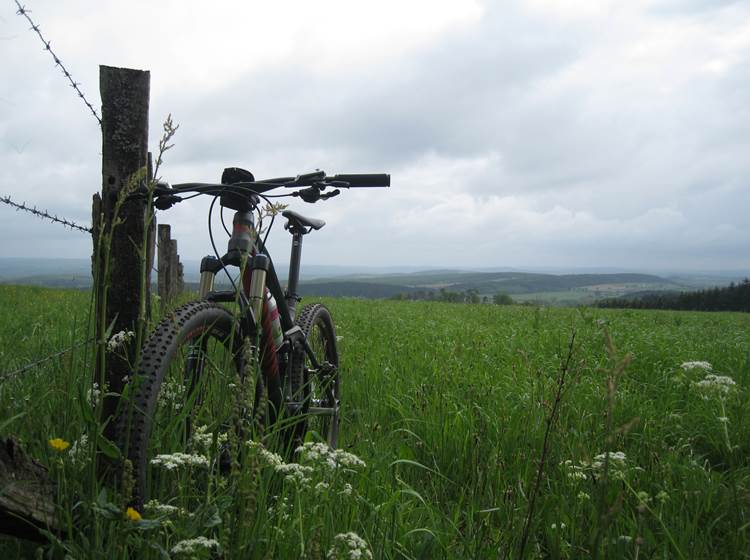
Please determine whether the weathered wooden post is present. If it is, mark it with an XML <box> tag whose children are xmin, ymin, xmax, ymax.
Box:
<box><xmin>157</xmin><ymin>224</ymin><xmax>184</xmax><ymax>304</ymax></box>
<box><xmin>93</xmin><ymin>65</ymin><xmax>151</xmax><ymax>447</ymax></box>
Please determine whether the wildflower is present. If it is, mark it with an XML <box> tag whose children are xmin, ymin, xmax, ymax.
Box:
<box><xmin>693</xmin><ymin>374</ymin><xmax>737</xmax><ymax>400</ymax></box>
<box><xmin>171</xmin><ymin>536</ymin><xmax>221</xmax><ymax>556</ymax></box>
<box><xmin>577</xmin><ymin>491</ymin><xmax>590</xmax><ymax>501</ymax></box>
<box><xmin>247</xmin><ymin>440</ymin><xmax>284</xmax><ymax>467</ymax></box>
<box><xmin>191</xmin><ymin>425</ymin><xmax>228</xmax><ymax>454</ymax></box>
<box><xmin>107</xmin><ymin>330</ymin><xmax>135</xmax><ymax>352</ymax></box>
<box><xmin>656</xmin><ymin>490</ymin><xmax>669</xmax><ymax>504</ymax></box>
<box><xmin>48</xmin><ymin>438</ymin><xmax>70</xmax><ymax>452</ymax></box>
<box><xmin>157</xmin><ymin>379</ymin><xmax>186</xmax><ymax>411</ymax></box>
<box><xmin>125</xmin><ymin>507</ymin><xmax>142</xmax><ymax>522</ymax></box>
<box><xmin>69</xmin><ymin>434</ymin><xmax>90</xmax><ymax>465</ymax></box>
<box><xmin>275</xmin><ymin>462</ymin><xmax>314</xmax><ymax>486</ymax></box>
<box><xmin>617</xmin><ymin>535</ymin><xmax>633</xmax><ymax>544</ymax></box>
<box><xmin>327</xmin><ymin>532</ymin><xmax>373</xmax><ymax>560</ymax></box>
<box><xmin>340</xmin><ymin>483</ymin><xmax>354</xmax><ymax>497</ymax></box>
<box><xmin>718</xmin><ymin>416</ymin><xmax>730</xmax><ymax>424</ymax></box>
<box><xmin>150</xmin><ymin>452</ymin><xmax>209</xmax><ymax>470</ymax></box>
<box><xmin>86</xmin><ymin>383</ymin><xmax>102</xmax><ymax>407</ymax></box>
<box><xmin>144</xmin><ymin>500</ymin><xmax>181</xmax><ymax>516</ymax></box>
<box><xmin>296</xmin><ymin>442</ymin><xmax>366</xmax><ymax>471</ymax></box>
<box><xmin>681</xmin><ymin>361</ymin><xmax>712</xmax><ymax>372</ymax></box>
<box><xmin>636</xmin><ymin>491</ymin><xmax>651</xmax><ymax>505</ymax></box>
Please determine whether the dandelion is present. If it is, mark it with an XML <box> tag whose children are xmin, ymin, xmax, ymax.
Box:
<box><xmin>171</xmin><ymin>536</ymin><xmax>221</xmax><ymax>556</ymax></box>
<box><xmin>150</xmin><ymin>452</ymin><xmax>209</xmax><ymax>470</ymax></box>
<box><xmin>125</xmin><ymin>507</ymin><xmax>142</xmax><ymax>522</ymax></box>
<box><xmin>681</xmin><ymin>361</ymin><xmax>712</xmax><ymax>372</ymax></box>
<box><xmin>107</xmin><ymin>330</ymin><xmax>135</xmax><ymax>352</ymax></box>
<box><xmin>327</xmin><ymin>532</ymin><xmax>373</xmax><ymax>560</ymax></box>
<box><xmin>48</xmin><ymin>438</ymin><xmax>70</xmax><ymax>452</ymax></box>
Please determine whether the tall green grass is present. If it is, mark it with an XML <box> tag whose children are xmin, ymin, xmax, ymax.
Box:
<box><xmin>1</xmin><ymin>286</ymin><xmax>749</xmax><ymax>558</ymax></box>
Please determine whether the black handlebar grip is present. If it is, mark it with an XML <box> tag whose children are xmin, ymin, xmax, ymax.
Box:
<box><xmin>330</xmin><ymin>174</ymin><xmax>390</xmax><ymax>187</ymax></box>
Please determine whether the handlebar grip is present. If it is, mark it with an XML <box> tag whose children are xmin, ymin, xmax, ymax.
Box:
<box><xmin>330</xmin><ymin>174</ymin><xmax>390</xmax><ymax>188</ymax></box>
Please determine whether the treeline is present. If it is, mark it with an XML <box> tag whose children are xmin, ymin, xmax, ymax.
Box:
<box><xmin>391</xmin><ymin>288</ymin><xmax>514</xmax><ymax>305</ymax></box>
<box><xmin>597</xmin><ymin>279</ymin><xmax>750</xmax><ymax>312</ymax></box>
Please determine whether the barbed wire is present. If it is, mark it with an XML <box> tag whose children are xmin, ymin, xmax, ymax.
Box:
<box><xmin>13</xmin><ymin>0</ymin><xmax>102</xmax><ymax>127</ymax></box>
<box><xmin>0</xmin><ymin>337</ymin><xmax>96</xmax><ymax>382</ymax></box>
<box><xmin>1</xmin><ymin>195</ymin><xmax>93</xmax><ymax>233</ymax></box>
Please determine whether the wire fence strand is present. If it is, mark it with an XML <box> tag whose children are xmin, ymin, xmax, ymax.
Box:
<box><xmin>0</xmin><ymin>337</ymin><xmax>96</xmax><ymax>382</ymax></box>
<box><xmin>14</xmin><ymin>0</ymin><xmax>102</xmax><ymax>127</ymax></box>
<box><xmin>0</xmin><ymin>195</ymin><xmax>93</xmax><ymax>233</ymax></box>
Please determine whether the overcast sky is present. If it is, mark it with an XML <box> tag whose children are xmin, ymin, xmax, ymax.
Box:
<box><xmin>1</xmin><ymin>0</ymin><xmax>748</xmax><ymax>272</ymax></box>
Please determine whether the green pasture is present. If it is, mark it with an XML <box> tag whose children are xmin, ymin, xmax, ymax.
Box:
<box><xmin>1</xmin><ymin>285</ymin><xmax>749</xmax><ymax>558</ymax></box>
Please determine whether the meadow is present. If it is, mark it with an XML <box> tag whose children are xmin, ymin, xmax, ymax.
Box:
<box><xmin>1</xmin><ymin>284</ymin><xmax>749</xmax><ymax>558</ymax></box>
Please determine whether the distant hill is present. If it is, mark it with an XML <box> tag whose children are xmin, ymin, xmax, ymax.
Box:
<box><xmin>302</xmin><ymin>270</ymin><xmax>685</xmax><ymax>301</ymax></box>
<box><xmin>1</xmin><ymin>258</ymin><xmax>745</xmax><ymax>306</ymax></box>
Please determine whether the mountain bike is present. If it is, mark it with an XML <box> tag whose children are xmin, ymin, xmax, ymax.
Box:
<box><xmin>115</xmin><ymin>167</ymin><xmax>389</xmax><ymax>504</ymax></box>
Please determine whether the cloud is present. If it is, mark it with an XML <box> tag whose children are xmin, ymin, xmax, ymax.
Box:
<box><xmin>0</xmin><ymin>0</ymin><xmax>748</xmax><ymax>271</ymax></box>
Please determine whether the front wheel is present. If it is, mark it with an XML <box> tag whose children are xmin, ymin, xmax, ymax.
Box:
<box><xmin>114</xmin><ymin>301</ymin><xmax>265</xmax><ymax>506</ymax></box>
<box><xmin>288</xmin><ymin>304</ymin><xmax>340</xmax><ymax>448</ymax></box>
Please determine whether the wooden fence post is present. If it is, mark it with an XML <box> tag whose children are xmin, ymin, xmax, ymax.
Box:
<box><xmin>93</xmin><ymin>65</ymin><xmax>151</xmax><ymax>447</ymax></box>
<box><xmin>157</xmin><ymin>224</ymin><xmax>184</xmax><ymax>305</ymax></box>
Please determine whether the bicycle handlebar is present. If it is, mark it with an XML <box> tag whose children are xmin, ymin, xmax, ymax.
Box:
<box><xmin>131</xmin><ymin>170</ymin><xmax>389</xmax><ymax>210</ymax></box>
<box><xmin>327</xmin><ymin>174</ymin><xmax>390</xmax><ymax>188</ymax></box>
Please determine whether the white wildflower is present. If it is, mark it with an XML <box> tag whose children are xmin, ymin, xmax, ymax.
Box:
<box><xmin>617</xmin><ymin>535</ymin><xmax>633</xmax><ymax>544</ymax></box>
<box><xmin>275</xmin><ymin>462</ymin><xmax>314</xmax><ymax>485</ymax></box>
<box><xmin>327</xmin><ymin>532</ymin><xmax>373</xmax><ymax>560</ymax></box>
<box><xmin>296</xmin><ymin>442</ymin><xmax>366</xmax><ymax>471</ymax></box>
<box><xmin>150</xmin><ymin>452</ymin><xmax>209</xmax><ymax>470</ymax></box>
<box><xmin>315</xmin><ymin>481</ymin><xmax>330</xmax><ymax>494</ymax></box>
<box><xmin>107</xmin><ymin>330</ymin><xmax>135</xmax><ymax>352</ymax></box>
<box><xmin>577</xmin><ymin>491</ymin><xmax>590</xmax><ymax>501</ymax></box>
<box><xmin>192</xmin><ymin>425</ymin><xmax>228</xmax><ymax>453</ymax></box>
<box><xmin>69</xmin><ymin>434</ymin><xmax>90</xmax><ymax>466</ymax></box>
<box><xmin>636</xmin><ymin>491</ymin><xmax>651</xmax><ymax>504</ymax></box>
<box><xmin>550</xmin><ymin>523</ymin><xmax>566</xmax><ymax>530</ymax></box>
<box><xmin>171</xmin><ymin>536</ymin><xmax>221</xmax><ymax>556</ymax></box>
<box><xmin>144</xmin><ymin>500</ymin><xmax>181</xmax><ymax>516</ymax></box>
<box><xmin>656</xmin><ymin>490</ymin><xmax>669</xmax><ymax>503</ymax></box>
<box><xmin>693</xmin><ymin>374</ymin><xmax>737</xmax><ymax>400</ymax></box>
<box><xmin>340</xmin><ymin>483</ymin><xmax>354</xmax><ymax>497</ymax></box>
<box><xmin>681</xmin><ymin>361</ymin><xmax>712</xmax><ymax>372</ymax></box>
<box><xmin>86</xmin><ymin>383</ymin><xmax>102</xmax><ymax>408</ymax></box>
<box><xmin>247</xmin><ymin>440</ymin><xmax>284</xmax><ymax>467</ymax></box>
<box><xmin>592</xmin><ymin>451</ymin><xmax>627</xmax><ymax>470</ymax></box>
<box><xmin>158</xmin><ymin>379</ymin><xmax>186</xmax><ymax>411</ymax></box>
<box><xmin>718</xmin><ymin>416</ymin><xmax>730</xmax><ymax>424</ymax></box>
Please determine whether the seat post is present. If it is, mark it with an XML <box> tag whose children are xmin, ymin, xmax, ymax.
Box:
<box><xmin>286</xmin><ymin>227</ymin><xmax>305</xmax><ymax>321</ymax></box>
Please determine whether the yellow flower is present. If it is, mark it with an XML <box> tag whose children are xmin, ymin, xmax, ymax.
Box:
<box><xmin>48</xmin><ymin>438</ymin><xmax>70</xmax><ymax>452</ymax></box>
<box><xmin>125</xmin><ymin>507</ymin><xmax>142</xmax><ymax>522</ymax></box>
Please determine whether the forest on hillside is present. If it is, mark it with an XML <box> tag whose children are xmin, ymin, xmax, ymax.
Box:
<box><xmin>597</xmin><ymin>279</ymin><xmax>750</xmax><ymax>312</ymax></box>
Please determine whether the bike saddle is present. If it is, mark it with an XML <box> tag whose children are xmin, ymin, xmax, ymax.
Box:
<box><xmin>283</xmin><ymin>210</ymin><xmax>326</xmax><ymax>232</ymax></box>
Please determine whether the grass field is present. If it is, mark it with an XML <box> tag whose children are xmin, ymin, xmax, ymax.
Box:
<box><xmin>1</xmin><ymin>285</ymin><xmax>749</xmax><ymax>558</ymax></box>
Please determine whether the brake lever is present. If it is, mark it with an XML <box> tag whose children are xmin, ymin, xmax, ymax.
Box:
<box><xmin>321</xmin><ymin>189</ymin><xmax>341</xmax><ymax>200</ymax></box>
